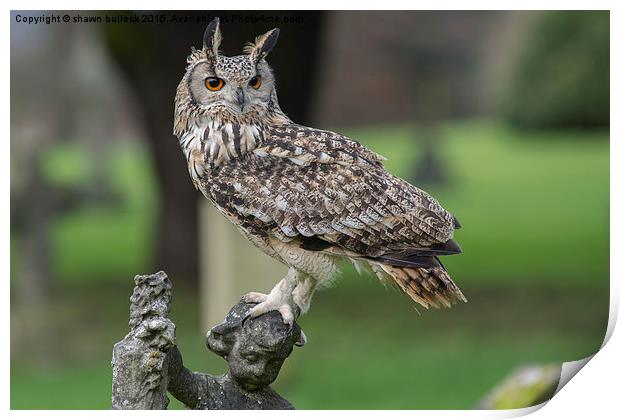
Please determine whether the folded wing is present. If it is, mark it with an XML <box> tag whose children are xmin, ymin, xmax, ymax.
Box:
<box><xmin>206</xmin><ymin>124</ymin><xmax>461</xmax><ymax>266</ymax></box>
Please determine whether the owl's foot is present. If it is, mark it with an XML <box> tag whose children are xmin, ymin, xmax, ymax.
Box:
<box><xmin>240</xmin><ymin>276</ymin><xmax>309</xmax><ymax>344</ymax></box>
<box><xmin>242</xmin><ymin>291</ymin><xmax>295</xmax><ymax>324</ymax></box>
<box><xmin>241</xmin><ymin>268</ymin><xmax>302</xmax><ymax>328</ymax></box>
<box><xmin>244</xmin><ymin>292</ymin><xmax>298</xmax><ymax>327</ymax></box>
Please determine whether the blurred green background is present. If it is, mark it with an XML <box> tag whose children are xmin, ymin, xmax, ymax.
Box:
<box><xmin>10</xmin><ymin>10</ymin><xmax>609</xmax><ymax>409</ymax></box>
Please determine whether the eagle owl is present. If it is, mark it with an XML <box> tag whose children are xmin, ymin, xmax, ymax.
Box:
<box><xmin>174</xmin><ymin>18</ymin><xmax>466</xmax><ymax>325</ymax></box>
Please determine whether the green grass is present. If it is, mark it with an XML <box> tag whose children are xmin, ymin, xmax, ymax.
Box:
<box><xmin>283</xmin><ymin>280</ymin><xmax>607</xmax><ymax>409</ymax></box>
<box><xmin>10</xmin><ymin>120</ymin><xmax>609</xmax><ymax>409</ymax></box>
<box><xmin>10</xmin><ymin>283</ymin><xmax>607</xmax><ymax>409</ymax></box>
<box><xmin>345</xmin><ymin>121</ymin><xmax>609</xmax><ymax>288</ymax></box>
<box><xmin>47</xmin><ymin>141</ymin><xmax>158</xmax><ymax>284</ymax></box>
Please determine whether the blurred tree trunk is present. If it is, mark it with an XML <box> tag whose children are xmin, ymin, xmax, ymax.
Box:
<box><xmin>11</xmin><ymin>21</ymin><xmax>77</xmax><ymax>303</ymax></box>
<box><xmin>101</xmin><ymin>11</ymin><xmax>324</xmax><ymax>286</ymax></box>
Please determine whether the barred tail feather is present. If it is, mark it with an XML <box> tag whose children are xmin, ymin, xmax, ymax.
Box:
<box><xmin>371</xmin><ymin>262</ymin><xmax>467</xmax><ymax>309</ymax></box>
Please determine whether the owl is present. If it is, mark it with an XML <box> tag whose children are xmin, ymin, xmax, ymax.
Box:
<box><xmin>173</xmin><ymin>18</ymin><xmax>466</xmax><ymax>326</ymax></box>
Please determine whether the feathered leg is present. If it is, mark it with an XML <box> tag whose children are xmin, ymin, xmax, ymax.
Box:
<box><xmin>292</xmin><ymin>275</ymin><xmax>319</xmax><ymax>315</ymax></box>
<box><xmin>249</xmin><ymin>238</ymin><xmax>339</xmax><ymax>322</ymax></box>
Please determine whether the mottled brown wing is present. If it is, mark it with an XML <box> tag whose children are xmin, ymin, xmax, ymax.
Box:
<box><xmin>206</xmin><ymin>124</ymin><xmax>459</xmax><ymax>261</ymax></box>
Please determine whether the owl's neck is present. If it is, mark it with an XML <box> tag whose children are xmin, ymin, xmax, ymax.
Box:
<box><xmin>180</xmin><ymin>113</ymin><xmax>280</xmax><ymax>188</ymax></box>
<box><xmin>180</xmin><ymin>100</ymin><xmax>289</xmax><ymax>159</ymax></box>
<box><xmin>177</xmin><ymin>91</ymin><xmax>291</xmax><ymax>187</ymax></box>
<box><xmin>181</xmin><ymin>118</ymin><xmax>264</xmax><ymax>165</ymax></box>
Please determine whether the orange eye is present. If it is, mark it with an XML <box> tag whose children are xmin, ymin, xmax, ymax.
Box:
<box><xmin>249</xmin><ymin>75</ymin><xmax>262</xmax><ymax>89</ymax></box>
<box><xmin>205</xmin><ymin>77</ymin><xmax>224</xmax><ymax>91</ymax></box>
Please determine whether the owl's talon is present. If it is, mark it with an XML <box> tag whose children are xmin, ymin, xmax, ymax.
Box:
<box><xmin>241</xmin><ymin>312</ymin><xmax>252</xmax><ymax>328</ymax></box>
<box><xmin>276</xmin><ymin>305</ymin><xmax>295</xmax><ymax>328</ymax></box>
<box><xmin>295</xmin><ymin>330</ymin><xmax>307</xmax><ymax>347</ymax></box>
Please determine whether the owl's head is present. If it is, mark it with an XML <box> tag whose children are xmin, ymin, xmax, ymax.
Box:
<box><xmin>174</xmin><ymin>18</ymin><xmax>281</xmax><ymax>132</ymax></box>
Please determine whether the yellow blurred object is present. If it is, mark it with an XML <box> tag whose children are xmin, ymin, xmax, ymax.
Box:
<box><xmin>478</xmin><ymin>364</ymin><xmax>562</xmax><ymax>409</ymax></box>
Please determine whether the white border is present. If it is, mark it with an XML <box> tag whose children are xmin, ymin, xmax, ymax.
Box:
<box><xmin>3</xmin><ymin>2</ymin><xmax>617</xmax><ymax>419</ymax></box>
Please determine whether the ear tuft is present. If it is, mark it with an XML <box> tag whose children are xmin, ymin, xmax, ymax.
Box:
<box><xmin>247</xmin><ymin>28</ymin><xmax>280</xmax><ymax>62</ymax></box>
<box><xmin>203</xmin><ymin>17</ymin><xmax>223</xmax><ymax>60</ymax></box>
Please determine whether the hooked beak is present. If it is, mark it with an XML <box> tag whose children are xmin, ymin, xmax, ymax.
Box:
<box><xmin>236</xmin><ymin>88</ymin><xmax>245</xmax><ymax>111</ymax></box>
